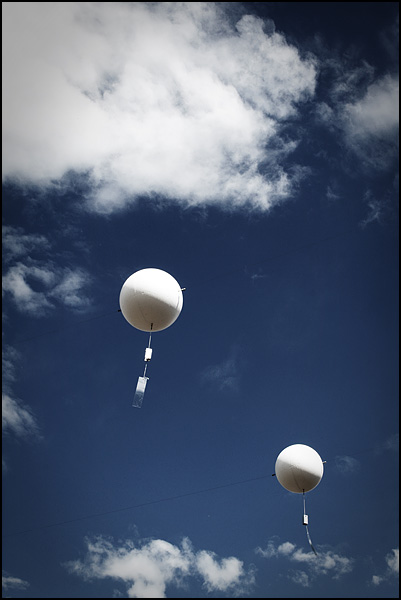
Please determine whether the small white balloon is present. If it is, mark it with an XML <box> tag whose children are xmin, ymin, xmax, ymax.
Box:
<box><xmin>119</xmin><ymin>268</ymin><xmax>183</xmax><ymax>332</ymax></box>
<box><xmin>275</xmin><ymin>444</ymin><xmax>324</xmax><ymax>494</ymax></box>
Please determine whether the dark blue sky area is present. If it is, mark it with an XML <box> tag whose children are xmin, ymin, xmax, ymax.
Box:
<box><xmin>2</xmin><ymin>2</ymin><xmax>398</xmax><ymax>598</ymax></box>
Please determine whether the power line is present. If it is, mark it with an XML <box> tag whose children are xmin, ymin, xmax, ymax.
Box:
<box><xmin>2</xmin><ymin>443</ymin><xmax>385</xmax><ymax>540</ymax></box>
<box><xmin>2</xmin><ymin>474</ymin><xmax>272</xmax><ymax>539</ymax></box>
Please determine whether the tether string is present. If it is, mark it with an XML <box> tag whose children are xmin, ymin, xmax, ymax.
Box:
<box><xmin>142</xmin><ymin>326</ymin><xmax>152</xmax><ymax>378</ymax></box>
<box><xmin>303</xmin><ymin>490</ymin><xmax>317</xmax><ymax>556</ymax></box>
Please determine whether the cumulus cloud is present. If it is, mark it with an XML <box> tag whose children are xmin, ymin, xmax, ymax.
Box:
<box><xmin>256</xmin><ymin>540</ymin><xmax>296</xmax><ymax>559</ymax></box>
<box><xmin>256</xmin><ymin>538</ymin><xmax>353</xmax><ymax>586</ymax></box>
<box><xmin>372</xmin><ymin>548</ymin><xmax>399</xmax><ymax>585</ymax></box>
<box><xmin>195</xmin><ymin>549</ymin><xmax>253</xmax><ymax>594</ymax></box>
<box><xmin>65</xmin><ymin>535</ymin><xmax>254</xmax><ymax>598</ymax></box>
<box><xmin>2</xmin><ymin>393</ymin><xmax>41</xmax><ymax>440</ymax></box>
<box><xmin>2</xmin><ymin>2</ymin><xmax>317</xmax><ymax>213</ymax></box>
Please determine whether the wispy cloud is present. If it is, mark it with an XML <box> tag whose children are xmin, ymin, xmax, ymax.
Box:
<box><xmin>2</xmin><ymin>346</ymin><xmax>42</xmax><ymax>470</ymax></box>
<box><xmin>2</xmin><ymin>2</ymin><xmax>317</xmax><ymax>213</ymax></box>
<box><xmin>255</xmin><ymin>538</ymin><xmax>353</xmax><ymax>587</ymax></box>
<box><xmin>2</xmin><ymin>225</ymin><xmax>51</xmax><ymax>263</ymax></box>
<box><xmin>325</xmin><ymin>184</ymin><xmax>341</xmax><ymax>202</ymax></box>
<box><xmin>375</xmin><ymin>432</ymin><xmax>399</xmax><ymax>455</ymax></box>
<box><xmin>333</xmin><ymin>455</ymin><xmax>360</xmax><ymax>475</ymax></box>
<box><xmin>2</xmin><ymin>571</ymin><xmax>30</xmax><ymax>593</ymax></box>
<box><xmin>64</xmin><ymin>535</ymin><xmax>255</xmax><ymax>598</ymax></box>
<box><xmin>311</xmin><ymin>20</ymin><xmax>399</xmax><ymax>175</ymax></box>
<box><xmin>2</xmin><ymin>345</ymin><xmax>20</xmax><ymax>394</ymax></box>
<box><xmin>382</xmin><ymin>433</ymin><xmax>399</xmax><ymax>453</ymax></box>
<box><xmin>2</xmin><ymin>393</ymin><xmax>41</xmax><ymax>441</ymax></box>
<box><xmin>372</xmin><ymin>548</ymin><xmax>399</xmax><ymax>586</ymax></box>
<box><xmin>201</xmin><ymin>347</ymin><xmax>242</xmax><ymax>393</ymax></box>
<box><xmin>359</xmin><ymin>191</ymin><xmax>388</xmax><ymax>228</ymax></box>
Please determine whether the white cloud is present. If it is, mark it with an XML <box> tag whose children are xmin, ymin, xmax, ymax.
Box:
<box><xmin>2</xmin><ymin>263</ymin><xmax>54</xmax><ymax>315</ymax></box>
<box><xmin>2</xmin><ymin>346</ymin><xmax>41</xmax><ymax>470</ymax></box>
<box><xmin>341</xmin><ymin>74</ymin><xmax>399</xmax><ymax>171</ymax></box>
<box><xmin>2</xmin><ymin>225</ymin><xmax>92</xmax><ymax>315</ymax></box>
<box><xmin>65</xmin><ymin>535</ymin><xmax>254</xmax><ymax>598</ymax></box>
<box><xmin>2</xmin><ymin>261</ymin><xmax>92</xmax><ymax>315</ymax></box>
<box><xmin>49</xmin><ymin>268</ymin><xmax>92</xmax><ymax>309</ymax></box>
<box><xmin>289</xmin><ymin>569</ymin><xmax>310</xmax><ymax>587</ymax></box>
<box><xmin>255</xmin><ymin>539</ymin><xmax>277</xmax><ymax>559</ymax></box>
<box><xmin>2</xmin><ymin>226</ymin><xmax>50</xmax><ymax>262</ymax></box>
<box><xmin>344</xmin><ymin>75</ymin><xmax>399</xmax><ymax>138</ymax></box>
<box><xmin>2</xmin><ymin>345</ymin><xmax>20</xmax><ymax>392</ymax></box>
<box><xmin>2</xmin><ymin>571</ymin><xmax>30</xmax><ymax>592</ymax></box>
<box><xmin>386</xmin><ymin>549</ymin><xmax>399</xmax><ymax>574</ymax></box>
<box><xmin>2</xmin><ymin>2</ymin><xmax>317</xmax><ymax>213</ymax></box>
<box><xmin>195</xmin><ymin>550</ymin><xmax>253</xmax><ymax>593</ymax></box>
<box><xmin>256</xmin><ymin>540</ymin><xmax>296</xmax><ymax>558</ymax></box>
<box><xmin>312</xmin><ymin>37</ymin><xmax>398</xmax><ymax>173</ymax></box>
<box><xmin>277</xmin><ymin>542</ymin><xmax>296</xmax><ymax>556</ymax></box>
<box><xmin>291</xmin><ymin>547</ymin><xmax>353</xmax><ymax>578</ymax></box>
<box><xmin>372</xmin><ymin>548</ymin><xmax>399</xmax><ymax>585</ymax></box>
<box><xmin>256</xmin><ymin>538</ymin><xmax>353</xmax><ymax>586</ymax></box>
<box><xmin>2</xmin><ymin>393</ymin><xmax>41</xmax><ymax>440</ymax></box>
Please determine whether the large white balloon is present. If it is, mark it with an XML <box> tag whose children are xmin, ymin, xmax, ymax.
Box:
<box><xmin>119</xmin><ymin>268</ymin><xmax>183</xmax><ymax>332</ymax></box>
<box><xmin>275</xmin><ymin>444</ymin><xmax>324</xmax><ymax>494</ymax></box>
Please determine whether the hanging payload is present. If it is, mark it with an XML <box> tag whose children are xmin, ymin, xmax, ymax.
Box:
<box><xmin>119</xmin><ymin>268</ymin><xmax>184</xmax><ymax>408</ymax></box>
<box><xmin>274</xmin><ymin>444</ymin><xmax>325</xmax><ymax>555</ymax></box>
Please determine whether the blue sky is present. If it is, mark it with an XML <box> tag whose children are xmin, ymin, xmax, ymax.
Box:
<box><xmin>2</xmin><ymin>2</ymin><xmax>399</xmax><ymax>598</ymax></box>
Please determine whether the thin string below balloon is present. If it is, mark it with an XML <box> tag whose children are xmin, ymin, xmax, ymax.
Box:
<box><xmin>143</xmin><ymin>328</ymin><xmax>152</xmax><ymax>379</ymax></box>
<box><xmin>303</xmin><ymin>490</ymin><xmax>317</xmax><ymax>556</ymax></box>
<box><xmin>133</xmin><ymin>325</ymin><xmax>153</xmax><ymax>408</ymax></box>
